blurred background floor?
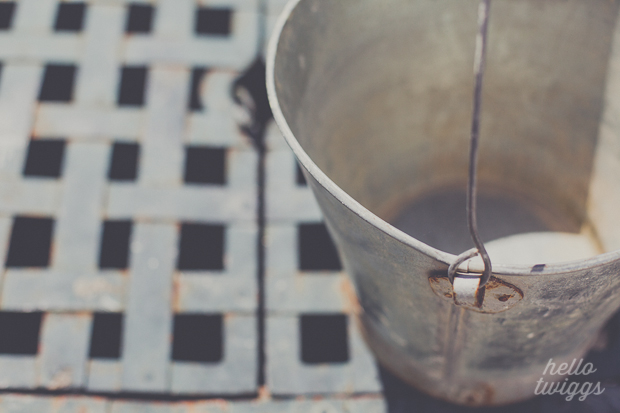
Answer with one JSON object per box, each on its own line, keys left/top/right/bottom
{"left": 0, "top": 0, "right": 382, "bottom": 411}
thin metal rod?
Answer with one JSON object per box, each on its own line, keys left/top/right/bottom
{"left": 465, "top": 0, "right": 492, "bottom": 287}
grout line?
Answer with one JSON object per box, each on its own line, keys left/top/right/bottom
{"left": 0, "top": 387, "right": 259, "bottom": 402}
{"left": 251, "top": 0, "right": 269, "bottom": 389}
{"left": 230, "top": 54, "right": 270, "bottom": 390}
{"left": 256, "top": 122, "right": 266, "bottom": 387}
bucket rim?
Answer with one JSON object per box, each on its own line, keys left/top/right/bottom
{"left": 265, "top": 0, "right": 620, "bottom": 277}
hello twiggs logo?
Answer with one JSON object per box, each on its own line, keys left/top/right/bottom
{"left": 534, "top": 358, "right": 605, "bottom": 401}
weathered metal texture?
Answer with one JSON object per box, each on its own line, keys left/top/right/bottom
{"left": 267, "top": 0, "right": 620, "bottom": 406}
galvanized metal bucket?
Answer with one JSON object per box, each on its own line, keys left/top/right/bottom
{"left": 267, "top": 0, "right": 620, "bottom": 406}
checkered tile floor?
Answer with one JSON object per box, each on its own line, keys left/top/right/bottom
{"left": 0, "top": 0, "right": 384, "bottom": 411}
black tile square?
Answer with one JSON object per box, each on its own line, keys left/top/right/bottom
{"left": 38, "top": 64, "right": 77, "bottom": 102}
{"left": 188, "top": 67, "right": 208, "bottom": 111}
{"left": 298, "top": 223, "right": 342, "bottom": 271}
{"left": 98, "top": 220, "right": 132, "bottom": 269}
{"left": 0, "top": 312, "right": 42, "bottom": 355}
{"left": 172, "top": 314, "right": 222, "bottom": 362}
{"left": 184, "top": 146, "right": 225, "bottom": 185}
{"left": 125, "top": 3, "right": 154, "bottom": 34}
{"left": 54, "top": 2, "right": 86, "bottom": 32}
{"left": 23, "top": 139, "right": 66, "bottom": 178}
{"left": 108, "top": 142, "right": 139, "bottom": 181}
{"left": 89, "top": 312, "right": 123, "bottom": 359}
{"left": 6, "top": 217, "right": 54, "bottom": 268}
{"left": 296, "top": 163, "right": 307, "bottom": 186}
{"left": 177, "top": 223, "right": 224, "bottom": 271}
{"left": 300, "top": 314, "right": 349, "bottom": 364}
{"left": 195, "top": 7, "right": 231, "bottom": 36}
{"left": 0, "top": 2, "right": 16, "bottom": 30}
{"left": 117, "top": 66, "right": 147, "bottom": 107}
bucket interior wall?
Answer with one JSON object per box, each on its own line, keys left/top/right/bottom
{"left": 274, "top": 0, "right": 620, "bottom": 253}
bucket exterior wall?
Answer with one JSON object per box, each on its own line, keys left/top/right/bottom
{"left": 267, "top": 0, "right": 620, "bottom": 405}
{"left": 310, "top": 172, "right": 620, "bottom": 404}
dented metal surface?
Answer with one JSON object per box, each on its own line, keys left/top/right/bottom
{"left": 268, "top": 0, "right": 620, "bottom": 405}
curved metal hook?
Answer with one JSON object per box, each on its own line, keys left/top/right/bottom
{"left": 451, "top": 0, "right": 493, "bottom": 287}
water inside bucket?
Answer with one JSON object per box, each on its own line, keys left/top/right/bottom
{"left": 392, "top": 188, "right": 602, "bottom": 265}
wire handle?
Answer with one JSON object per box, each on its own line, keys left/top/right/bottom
{"left": 453, "top": 0, "right": 492, "bottom": 288}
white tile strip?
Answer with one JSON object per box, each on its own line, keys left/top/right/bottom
{"left": 0, "top": 180, "right": 61, "bottom": 215}
{"left": 34, "top": 106, "right": 144, "bottom": 139}
{"left": 39, "top": 313, "right": 92, "bottom": 389}
{"left": 0, "top": 64, "right": 42, "bottom": 179}
{"left": 0, "top": 394, "right": 386, "bottom": 413}
{"left": 1, "top": 271, "right": 126, "bottom": 311}
{"left": 0, "top": 394, "right": 108, "bottom": 413}
{"left": 76, "top": 4, "right": 124, "bottom": 107}
{"left": 12, "top": 0, "right": 56, "bottom": 34}
{"left": 0, "top": 356, "right": 37, "bottom": 388}
{"left": 140, "top": 67, "right": 188, "bottom": 187}
{"left": 53, "top": 142, "right": 109, "bottom": 272}
{"left": 121, "top": 223, "right": 176, "bottom": 392}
